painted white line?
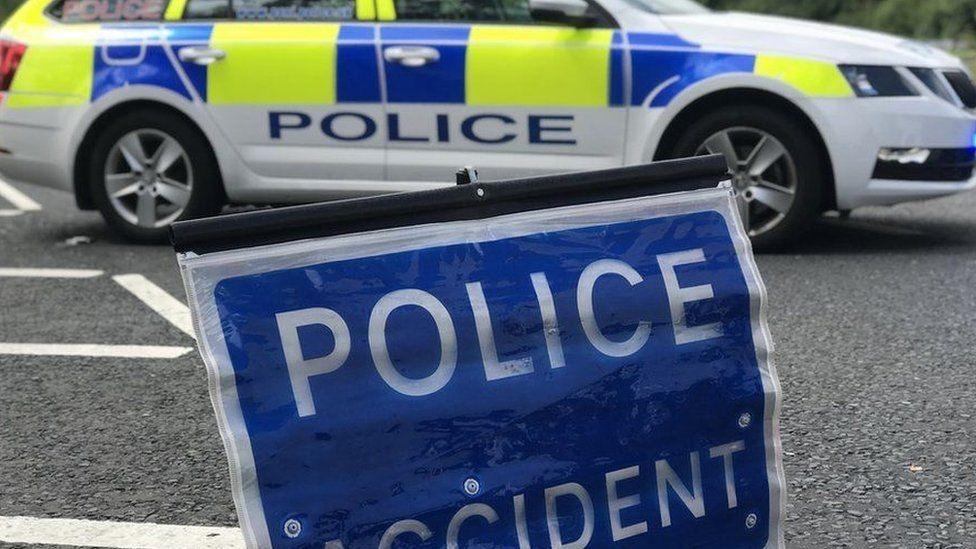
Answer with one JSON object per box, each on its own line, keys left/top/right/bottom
{"left": 0, "top": 267, "right": 104, "bottom": 279}
{"left": 0, "top": 516, "right": 243, "bottom": 549}
{"left": 0, "top": 343, "right": 192, "bottom": 359}
{"left": 0, "top": 209, "right": 24, "bottom": 217}
{"left": 113, "top": 273, "right": 195, "bottom": 339}
{"left": 0, "top": 178, "right": 41, "bottom": 211}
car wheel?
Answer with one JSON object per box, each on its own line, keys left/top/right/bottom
{"left": 90, "top": 110, "right": 223, "bottom": 243}
{"left": 669, "top": 105, "right": 826, "bottom": 250}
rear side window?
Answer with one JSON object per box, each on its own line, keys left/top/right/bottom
{"left": 184, "top": 0, "right": 357, "bottom": 20}
{"left": 47, "top": 0, "right": 167, "bottom": 22}
{"left": 393, "top": 0, "right": 533, "bottom": 22}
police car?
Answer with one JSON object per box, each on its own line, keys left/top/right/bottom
{"left": 0, "top": 0, "right": 974, "bottom": 246}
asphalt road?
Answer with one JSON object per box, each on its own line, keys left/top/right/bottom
{"left": 1, "top": 181, "right": 975, "bottom": 548}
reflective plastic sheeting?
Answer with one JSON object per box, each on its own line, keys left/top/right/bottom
{"left": 178, "top": 187, "right": 783, "bottom": 548}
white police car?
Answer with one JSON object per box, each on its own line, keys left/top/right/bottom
{"left": 0, "top": 0, "right": 974, "bottom": 246}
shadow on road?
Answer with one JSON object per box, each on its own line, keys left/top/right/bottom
{"left": 763, "top": 215, "right": 976, "bottom": 256}
{"left": 42, "top": 205, "right": 274, "bottom": 249}
{"left": 33, "top": 201, "right": 976, "bottom": 256}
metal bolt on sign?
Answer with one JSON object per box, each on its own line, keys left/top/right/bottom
{"left": 463, "top": 477, "right": 481, "bottom": 496}
{"left": 745, "top": 513, "right": 758, "bottom": 529}
{"left": 738, "top": 412, "right": 752, "bottom": 429}
{"left": 283, "top": 518, "right": 302, "bottom": 538}
{"left": 454, "top": 166, "right": 484, "bottom": 198}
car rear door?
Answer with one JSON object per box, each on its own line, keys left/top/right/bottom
{"left": 378, "top": 0, "right": 627, "bottom": 183}
{"left": 178, "top": 0, "right": 385, "bottom": 190}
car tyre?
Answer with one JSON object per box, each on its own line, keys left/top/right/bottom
{"left": 669, "top": 104, "right": 826, "bottom": 251}
{"left": 90, "top": 109, "right": 223, "bottom": 243}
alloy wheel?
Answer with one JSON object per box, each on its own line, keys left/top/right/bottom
{"left": 695, "top": 127, "right": 798, "bottom": 237}
{"left": 104, "top": 129, "right": 193, "bottom": 229}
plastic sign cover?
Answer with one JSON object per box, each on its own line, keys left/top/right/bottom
{"left": 178, "top": 187, "right": 783, "bottom": 548}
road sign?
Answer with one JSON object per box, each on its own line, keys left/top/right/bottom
{"left": 174, "top": 157, "right": 783, "bottom": 548}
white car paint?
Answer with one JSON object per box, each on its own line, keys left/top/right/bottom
{"left": 0, "top": 0, "right": 974, "bottom": 216}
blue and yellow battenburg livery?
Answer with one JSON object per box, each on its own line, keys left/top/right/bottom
{"left": 0, "top": 0, "right": 852, "bottom": 111}
{"left": 2, "top": 0, "right": 973, "bottom": 247}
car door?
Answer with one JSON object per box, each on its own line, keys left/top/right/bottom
{"left": 179, "top": 0, "right": 385, "bottom": 189}
{"left": 378, "top": 0, "right": 627, "bottom": 182}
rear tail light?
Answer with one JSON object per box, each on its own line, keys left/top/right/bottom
{"left": 0, "top": 39, "right": 26, "bottom": 92}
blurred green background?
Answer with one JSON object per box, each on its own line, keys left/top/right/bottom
{"left": 1, "top": 0, "right": 21, "bottom": 21}
{"left": 701, "top": 1, "right": 976, "bottom": 45}
{"left": 700, "top": 0, "right": 976, "bottom": 69}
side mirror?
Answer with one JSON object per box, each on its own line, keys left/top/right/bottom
{"left": 529, "top": 0, "right": 599, "bottom": 27}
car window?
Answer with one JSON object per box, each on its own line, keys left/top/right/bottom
{"left": 391, "top": 0, "right": 539, "bottom": 23}
{"left": 47, "top": 0, "right": 167, "bottom": 22}
{"left": 184, "top": 0, "right": 232, "bottom": 19}
{"left": 621, "top": 0, "right": 709, "bottom": 15}
{"left": 183, "top": 0, "right": 357, "bottom": 20}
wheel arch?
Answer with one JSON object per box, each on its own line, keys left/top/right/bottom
{"left": 652, "top": 87, "right": 838, "bottom": 211}
{"left": 73, "top": 98, "right": 226, "bottom": 210}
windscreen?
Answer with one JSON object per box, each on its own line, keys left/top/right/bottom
{"left": 623, "top": 0, "right": 710, "bottom": 15}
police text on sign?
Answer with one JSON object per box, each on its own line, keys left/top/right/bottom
{"left": 278, "top": 249, "right": 721, "bottom": 417}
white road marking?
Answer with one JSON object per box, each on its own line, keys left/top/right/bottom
{"left": 0, "top": 209, "right": 24, "bottom": 217}
{"left": 0, "top": 516, "right": 243, "bottom": 549}
{"left": 0, "top": 267, "right": 104, "bottom": 278}
{"left": 113, "top": 273, "right": 195, "bottom": 339}
{"left": 0, "top": 178, "right": 41, "bottom": 212}
{"left": 0, "top": 343, "right": 192, "bottom": 359}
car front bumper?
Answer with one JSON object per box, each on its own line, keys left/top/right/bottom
{"left": 815, "top": 94, "right": 976, "bottom": 209}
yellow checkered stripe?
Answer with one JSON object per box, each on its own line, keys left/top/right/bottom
{"left": 164, "top": 0, "right": 188, "bottom": 20}
{"left": 206, "top": 22, "right": 617, "bottom": 107}
{"left": 204, "top": 25, "right": 852, "bottom": 108}
{"left": 1, "top": 0, "right": 853, "bottom": 112}
{"left": 754, "top": 54, "right": 853, "bottom": 98}
{"left": 466, "top": 26, "right": 614, "bottom": 107}
{"left": 208, "top": 23, "right": 341, "bottom": 105}
{"left": 3, "top": 1, "right": 95, "bottom": 108}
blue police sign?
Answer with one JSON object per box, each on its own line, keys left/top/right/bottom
{"left": 177, "top": 173, "right": 783, "bottom": 548}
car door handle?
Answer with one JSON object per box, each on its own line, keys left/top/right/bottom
{"left": 178, "top": 46, "right": 226, "bottom": 66}
{"left": 383, "top": 46, "right": 440, "bottom": 68}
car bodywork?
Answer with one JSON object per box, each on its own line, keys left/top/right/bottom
{"left": 0, "top": 0, "right": 974, "bottom": 212}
